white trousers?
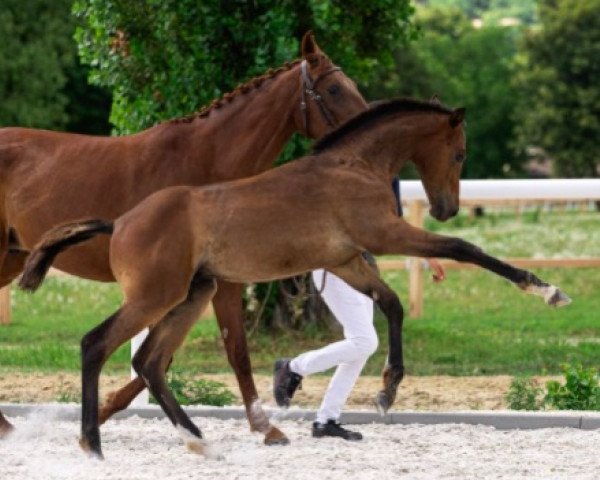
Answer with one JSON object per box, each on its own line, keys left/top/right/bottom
{"left": 290, "top": 269, "right": 377, "bottom": 423}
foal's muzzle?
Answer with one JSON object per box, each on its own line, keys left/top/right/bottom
{"left": 429, "top": 199, "right": 459, "bottom": 222}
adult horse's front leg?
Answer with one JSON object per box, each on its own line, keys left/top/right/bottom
{"left": 212, "top": 280, "right": 289, "bottom": 445}
{"left": 329, "top": 255, "right": 405, "bottom": 415}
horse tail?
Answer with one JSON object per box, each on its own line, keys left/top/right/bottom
{"left": 19, "top": 219, "right": 114, "bottom": 292}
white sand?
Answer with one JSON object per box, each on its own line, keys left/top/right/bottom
{"left": 3, "top": 410, "right": 600, "bottom": 480}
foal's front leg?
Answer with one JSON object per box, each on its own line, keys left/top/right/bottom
{"left": 329, "top": 256, "right": 405, "bottom": 415}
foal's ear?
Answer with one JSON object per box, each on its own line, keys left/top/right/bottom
{"left": 430, "top": 94, "right": 441, "bottom": 105}
{"left": 301, "top": 31, "right": 323, "bottom": 59}
{"left": 449, "top": 107, "right": 466, "bottom": 128}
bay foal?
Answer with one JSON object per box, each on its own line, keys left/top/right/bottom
{"left": 0, "top": 32, "right": 367, "bottom": 443}
{"left": 20, "top": 99, "right": 570, "bottom": 458}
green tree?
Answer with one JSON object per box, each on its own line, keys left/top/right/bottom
{"left": 0, "top": 0, "right": 111, "bottom": 133}
{"left": 0, "top": 0, "right": 74, "bottom": 128}
{"left": 514, "top": 0, "right": 600, "bottom": 177}
{"left": 74, "top": 0, "right": 416, "bottom": 134}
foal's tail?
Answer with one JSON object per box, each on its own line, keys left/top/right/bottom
{"left": 19, "top": 219, "right": 114, "bottom": 292}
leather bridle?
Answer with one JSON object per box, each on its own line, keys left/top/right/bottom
{"left": 299, "top": 59, "right": 342, "bottom": 135}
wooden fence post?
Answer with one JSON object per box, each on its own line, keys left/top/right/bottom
{"left": 408, "top": 200, "right": 425, "bottom": 318}
{"left": 0, "top": 286, "right": 10, "bottom": 325}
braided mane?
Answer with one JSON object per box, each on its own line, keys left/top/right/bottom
{"left": 169, "top": 59, "right": 303, "bottom": 124}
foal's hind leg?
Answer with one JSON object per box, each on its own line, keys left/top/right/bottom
{"left": 132, "top": 276, "right": 218, "bottom": 456}
{"left": 79, "top": 299, "right": 177, "bottom": 458}
{"left": 329, "top": 255, "right": 405, "bottom": 415}
{"left": 212, "top": 280, "right": 289, "bottom": 446}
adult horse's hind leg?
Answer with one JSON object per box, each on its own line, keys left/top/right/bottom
{"left": 98, "top": 377, "right": 145, "bottom": 424}
{"left": 212, "top": 280, "right": 289, "bottom": 446}
{"left": 131, "top": 276, "right": 218, "bottom": 456}
{"left": 329, "top": 255, "right": 405, "bottom": 415}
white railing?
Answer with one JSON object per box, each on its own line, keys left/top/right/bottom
{"left": 401, "top": 178, "right": 600, "bottom": 202}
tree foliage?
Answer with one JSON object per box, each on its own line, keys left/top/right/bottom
{"left": 514, "top": 0, "right": 600, "bottom": 177}
{"left": 74, "top": 0, "right": 417, "bottom": 134}
{"left": 0, "top": 0, "right": 111, "bottom": 133}
{"left": 0, "top": 0, "right": 74, "bottom": 128}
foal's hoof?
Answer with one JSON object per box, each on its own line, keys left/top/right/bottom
{"left": 375, "top": 391, "right": 392, "bottom": 416}
{"left": 79, "top": 437, "right": 104, "bottom": 460}
{"left": 545, "top": 287, "right": 571, "bottom": 307}
{"left": 264, "top": 427, "right": 290, "bottom": 446}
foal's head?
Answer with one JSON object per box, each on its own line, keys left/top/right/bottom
{"left": 313, "top": 98, "right": 466, "bottom": 222}
{"left": 294, "top": 32, "right": 367, "bottom": 138}
{"left": 411, "top": 104, "right": 466, "bottom": 221}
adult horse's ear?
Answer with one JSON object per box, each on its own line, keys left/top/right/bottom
{"left": 301, "top": 31, "right": 323, "bottom": 60}
{"left": 449, "top": 107, "right": 466, "bottom": 128}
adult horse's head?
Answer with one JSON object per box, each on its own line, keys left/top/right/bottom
{"left": 294, "top": 32, "right": 368, "bottom": 138}
{"left": 411, "top": 103, "right": 466, "bottom": 222}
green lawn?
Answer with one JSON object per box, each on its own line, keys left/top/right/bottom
{"left": 0, "top": 210, "right": 598, "bottom": 377}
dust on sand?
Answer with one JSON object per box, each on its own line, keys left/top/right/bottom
{"left": 3, "top": 414, "right": 599, "bottom": 480}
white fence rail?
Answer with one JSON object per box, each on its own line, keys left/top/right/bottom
{"left": 401, "top": 178, "right": 600, "bottom": 202}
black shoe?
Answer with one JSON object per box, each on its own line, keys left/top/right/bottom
{"left": 312, "top": 420, "right": 363, "bottom": 441}
{"left": 273, "top": 359, "right": 303, "bottom": 407}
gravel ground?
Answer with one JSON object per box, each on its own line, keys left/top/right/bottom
{"left": 3, "top": 410, "right": 600, "bottom": 480}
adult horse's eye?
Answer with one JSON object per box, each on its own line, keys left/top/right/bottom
{"left": 327, "top": 84, "right": 341, "bottom": 95}
{"left": 455, "top": 152, "right": 466, "bottom": 163}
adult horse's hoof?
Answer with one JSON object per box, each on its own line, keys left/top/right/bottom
{"left": 375, "top": 391, "right": 392, "bottom": 416}
{"left": 264, "top": 426, "right": 290, "bottom": 446}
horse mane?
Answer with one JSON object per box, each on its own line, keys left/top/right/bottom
{"left": 168, "top": 59, "right": 304, "bottom": 124}
{"left": 312, "top": 98, "right": 454, "bottom": 153}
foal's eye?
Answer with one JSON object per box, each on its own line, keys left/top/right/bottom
{"left": 455, "top": 152, "right": 466, "bottom": 163}
{"left": 327, "top": 84, "right": 341, "bottom": 95}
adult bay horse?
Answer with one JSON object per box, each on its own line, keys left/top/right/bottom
{"left": 0, "top": 32, "right": 367, "bottom": 443}
{"left": 19, "top": 99, "right": 570, "bottom": 458}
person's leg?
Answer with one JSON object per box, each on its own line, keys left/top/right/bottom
{"left": 289, "top": 270, "right": 377, "bottom": 377}
{"left": 308, "top": 270, "right": 377, "bottom": 428}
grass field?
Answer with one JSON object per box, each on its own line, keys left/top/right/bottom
{"left": 0, "top": 210, "right": 598, "bottom": 377}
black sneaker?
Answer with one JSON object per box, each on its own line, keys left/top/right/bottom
{"left": 273, "top": 359, "right": 303, "bottom": 408}
{"left": 312, "top": 420, "right": 363, "bottom": 441}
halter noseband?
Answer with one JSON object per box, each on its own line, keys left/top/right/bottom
{"left": 300, "top": 59, "right": 342, "bottom": 135}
